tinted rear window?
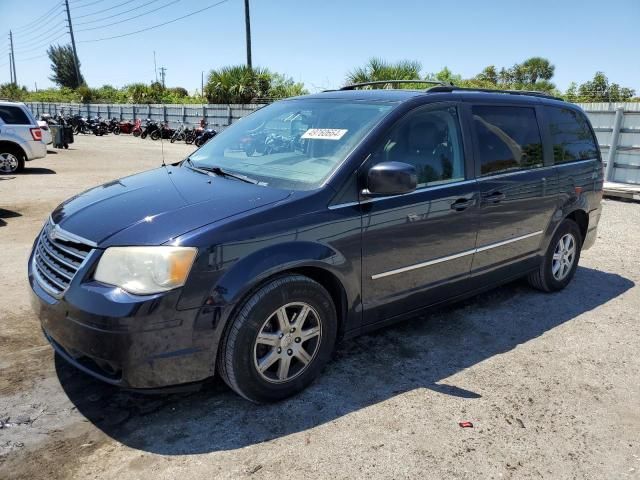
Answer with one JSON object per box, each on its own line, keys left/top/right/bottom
{"left": 472, "top": 105, "right": 543, "bottom": 176}
{"left": 0, "top": 105, "right": 31, "bottom": 125}
{"left": 545, "top": 106, "right": 598, "bottom": 163}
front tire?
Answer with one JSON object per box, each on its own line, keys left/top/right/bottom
{"left": 218, "top": 274, "right": 337, "bottom": 403}
{"left": 528, "top": 219, "right": 582, "bottom": 292}
{"left": 150, "top": 130, "right": 160, "bottom": 141}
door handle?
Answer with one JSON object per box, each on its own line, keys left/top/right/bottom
{"left": 485, "top": 192, "right": 506, "bottom": 203}
{"left": 451, "top": 198, "right": 475, "bottom": 211}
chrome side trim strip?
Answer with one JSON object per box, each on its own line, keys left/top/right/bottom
{"left": 371, "top": 230, "right": 544, "bottom": 280}
{"left": 371, "top": 248, "right": 475, "bottom": 280}
{"left": 474, "top": 230, "right": 544, "bottom": 253}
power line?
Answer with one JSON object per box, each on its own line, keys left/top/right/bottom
{"left": 12, "top": 4, "right": 65, "bottom": 33}
{"left": 76, "top": 0, "right": 181, "bottom": 32}
{"left": 73, "top": 0, "right": 137, "bottom": 20}
{"left": 71, "top": 0, "right": 107, "bottom": 9}
{"left": 14, "top": 32, "right": 68, "bottom": 54}
{"left": 75, "top": 0, "right": 164, "bottom": 26}
{"left": 13, "top": 22, "right": 66, "bottom": 46}
{"left": 78, "top": 0, "right": 232, "bottom": 43}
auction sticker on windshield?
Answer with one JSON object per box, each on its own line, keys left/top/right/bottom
{"left": 301, "top": 128, "right": 348, "bottom": 140}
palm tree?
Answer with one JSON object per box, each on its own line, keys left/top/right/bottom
{"left": 346, "top": 58, "right": 422, "bottom": 87}
{"left": 205, "top": 65, "right": 271, "bottom": 104}
{"left": 521, "top": 57, "right": 555, "bottom": 84}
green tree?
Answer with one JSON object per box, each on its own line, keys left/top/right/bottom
{"left": 576, "top": 72, "right": 635, "bottom": 102}
{"left": 267, "top": 73, "right": 308, "bottom": 98}
{"left": 47, "top": 44, "right": 84, "bottom": 89}
{"left": 0, "top": 83, "right": 27, "bottom": 101}
{"left": 346, "top": 58, "right": 422, "bottom": 86}
{"left": 427, "top": 67, "right": 462, "bottom": 85}
{"left": 475, "top": 65, "right": 498, "bottom": 85}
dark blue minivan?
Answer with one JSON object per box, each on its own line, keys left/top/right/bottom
{"left": 29, "top": 83, "right": 603, "bottom": 402}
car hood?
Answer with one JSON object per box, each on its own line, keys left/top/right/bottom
{"left": 51, "top": 166, "right": 292, "bottom": 246}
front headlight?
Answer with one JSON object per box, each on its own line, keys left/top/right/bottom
{"left": 94, "top": 246, "right": 197, "bottom": 295}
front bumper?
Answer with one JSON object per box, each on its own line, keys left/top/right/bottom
{"left": 29, "top": 258, "right": 220, "bottom": 389}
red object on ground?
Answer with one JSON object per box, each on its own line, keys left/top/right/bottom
{"left": 459, "top": 421, "right": 474, "bottom": 428}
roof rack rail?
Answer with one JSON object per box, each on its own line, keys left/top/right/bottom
{"left": 426, "top": 85, "right": 563, "bottom": 101}
{"left": 339, "top": 80, "right": 452, "bottom": 90}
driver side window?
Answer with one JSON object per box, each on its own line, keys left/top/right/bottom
{"left": 370, "top": 105, "right": 465, "bottom": 187}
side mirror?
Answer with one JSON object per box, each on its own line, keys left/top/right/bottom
{"left": 364, "top": 162, "right": 417, "bottom": 196}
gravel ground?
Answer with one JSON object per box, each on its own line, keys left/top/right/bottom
{"left": 0, "top": 134, "right": 639, "bottom": 480}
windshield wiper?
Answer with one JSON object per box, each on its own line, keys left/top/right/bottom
{"left": 205, "top": 166, "right": 259, "bottom": 184}
{"left": 182, "top": 158, "right": 258, "bottom": 184}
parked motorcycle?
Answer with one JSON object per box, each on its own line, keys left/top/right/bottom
{"left": 107, "top": 118, "right": 120, "bottom": 134}
{"left": 170, "top": 124, "right": 187, "bottom": 143}
{"left": 140, "top": 119, "right": 159, "bottom": 139}
{"left": 132, "top": 119, "right": 143, "bottom": 137}
{"left": 88, "top": 116, "right": 109, "bottom": 136}
{"left": 194, "top": 127, "right": 218, "bottom": 147}
{"left": 150, "top": 121, "right": 175, "bottom": 141}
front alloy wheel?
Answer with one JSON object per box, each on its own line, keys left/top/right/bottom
{"left": 253, "top": 302, "right": 322, "bottom": 383}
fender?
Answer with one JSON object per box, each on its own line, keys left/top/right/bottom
{"left": 540, "top": 195, "right": 590, "bottom": 254}
{"left": 210, "top": 240, "right": 357, "bottom": 309}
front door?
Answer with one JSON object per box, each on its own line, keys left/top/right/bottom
{"left": 361, "top": 103, "right": 479, "bottom": 325}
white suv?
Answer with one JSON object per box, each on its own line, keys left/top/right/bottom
{"left": 0, "top": 101, "right": 47, "bottom": 173}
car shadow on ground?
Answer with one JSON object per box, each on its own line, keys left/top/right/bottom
{"left": 0, "top": 208, "right": 22, "bottom": 227}
{"left": 55, "top": 266, "right": 633, "bottom": 455}
{"left": 22, "top": 167, "right": 56, "bottom": 175}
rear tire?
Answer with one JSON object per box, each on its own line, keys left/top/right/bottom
{"left": 0, "top": 146, "right": 25, "bottom": 173}
{"left": 528, "top": 219, "right": 582, "bottom": 292}
{"left": 218, "top": 274, "right": 337, "bottom": 403}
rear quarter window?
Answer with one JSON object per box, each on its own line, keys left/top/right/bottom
{"left": 545, "top": 106, "right": 598, "bottom": 163}
{"left": 0, "top": 105, "right": 32, "bottom": 125}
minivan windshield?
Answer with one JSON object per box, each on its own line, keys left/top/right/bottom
{"left": 187, "top": 99, "right": 394, "bottom": 190}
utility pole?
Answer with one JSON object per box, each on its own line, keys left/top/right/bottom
{"left": 201, "top": 71, "right": 204, "bottom": 99}
{"left": 8, "top": 53, "right": 14, "bottom": 85}
{"left": 153, "top": 51, "right": 158, "bottom": 83}
{"left": 159, "top": 67, "right": 166, "bottom": 88}
{"left": 63, "top": 0, "right": 82, "bottom": 87}
{"left": 244, "top": 0, "right": 252, "bottom": 69}
{"left": 9, "top": 31, "right": 17, "bottom": 84}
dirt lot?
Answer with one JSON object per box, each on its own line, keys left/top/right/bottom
{"left": 0, "top": 134, "right": 639, "bottom": 479}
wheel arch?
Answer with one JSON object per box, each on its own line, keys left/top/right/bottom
{"left": 0, "top": 140, "right": 27, "bottom": 159}
{"left": 208, "top": 240, "right": 358, "bottom": 344}
{"left": 565, "top": 209, "right": 588, "bottom": 243}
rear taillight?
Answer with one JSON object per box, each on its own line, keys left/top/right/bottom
{"left": 30, "top": 127, "right": 43, "bottom": 141}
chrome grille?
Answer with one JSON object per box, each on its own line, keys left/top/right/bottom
{"left": 33, "top": 222, "right": 94, "bottom": 296}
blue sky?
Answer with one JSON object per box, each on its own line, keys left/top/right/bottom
{"left": 1, "top": 0, "right": 639, "bottom": 94}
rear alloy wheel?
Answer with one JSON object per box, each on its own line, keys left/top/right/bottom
{"left": 0, "top": 150, "right": 24, "bottom": 173}
{"left": 528, "top": 219, "right": 582, "bottom": 292}
{"left": 218, "top": 274, "right": 337, "bottom": 403}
